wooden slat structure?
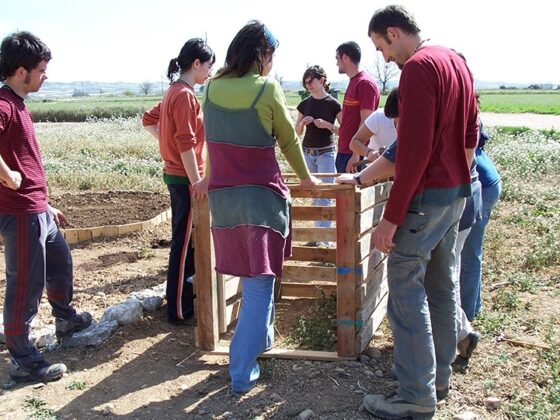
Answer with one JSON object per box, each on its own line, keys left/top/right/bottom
{"left": 193, "top": 179, "right": 392, "bottom": 360}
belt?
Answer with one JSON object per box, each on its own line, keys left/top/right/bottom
{"left": 303, "top": 146, "right": 336, "bottom": 156}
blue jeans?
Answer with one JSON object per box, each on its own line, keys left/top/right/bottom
{"left": 229, "top": 275, "right": 275, "bottom": 392}
{"left": 387, "top": 198, "right": 464, "bottom": 407}
{"left": 460, "top": 181, "right": 501, "bottom": 320}
{"left": 303, "top": 148, "right": 336, "bottom": 228}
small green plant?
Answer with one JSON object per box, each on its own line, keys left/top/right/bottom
{"left": 286, "top": 290, "right": 337, "bottom": 351}
{"left": 24, "top": 397, "right": 57, "bottom": 419}
{"left": 492, "top": 288, "right": 520, "bottom": 311}
{"left": 259, "top": 358, "right": 279, "bottom": 380}
{"left": 66, "top": 380, "right": 87, "bottom": 390}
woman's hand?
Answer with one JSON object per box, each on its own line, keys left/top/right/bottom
{"left": 299, "top": 176, "right": 321, "bottom": 187}
{"left": 191, "top": 176, "right": 209, "bottom": 199}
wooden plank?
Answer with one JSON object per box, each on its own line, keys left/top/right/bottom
{"left": 357, "top": 259, "right": 387, "bottom": 303}
{"left": 356, "top": 293, "right": 388, "bottom": 354}
{"left": 292, "top": 206, "right": 336, "bottom": 221}
{"left": 223, "top": 275, "right": 242, "bottom": 301}
{"left": 217, "top": 273, "right": 226, "bottom": 334}
{"left": 356, "top": 264, "right": 388, "bottom": 320}
{"left": 290, "top": 189, "right": 338, "bottom": 199}
{"left": 288, "top": 246, "right": 336, "bottom": 264}
{"left": 90, "top": 226, "right": 104, "bottom": 239}
{"left": 207, "top": 346, "right": 355, "bottom": 361}
{"left": 356, "top": 201, "right": 386, "bottom": 236}
{"left": 282, "top": 263, "right": 336, "bottom": 283}
{"left": 77, "top": 229, "right": 93, "bottom": 243}
{"left": 335, "top": 188, "right": 358, "bottom": 358}
{"left": 292, "top": 227, "right": 336, "bottom": 242}
{"left": 193, "top": 198, "right": 219, "bottom": 351}
{"left": 63, "top": 229, "right": 79, "bottom": 244}
{"left": 101, "top": 226, "right": 119, "bottom": 238}
{"left": 225, "top": 298, "right": 242, "bottom": 329}
{"left": 117, "top": 222, "right": 141, "bottom": 235}
{"left": 281, "top": 282, "right": 336, "bottom": 298}
{"left": 355, "top": 181, "right": 392, "bottom": 212}
{"left": 358, "top": 248, "right": 386, "bottom": 283}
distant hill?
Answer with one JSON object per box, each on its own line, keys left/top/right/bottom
{"left": 31, "top": 79, "right": 550, "bottom": 99}
{"left": 31, "top": 81, "right": 167, "bottom": 98}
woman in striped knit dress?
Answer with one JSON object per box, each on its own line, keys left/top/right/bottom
{"left": 203, "top": 21, "right": 319, "bottom": 393}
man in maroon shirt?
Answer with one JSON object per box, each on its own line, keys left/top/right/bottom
{"left": 361, "top": 5, "right": 478, "bottom": 419}
{"left": 0, "top": 31, "right": 91, "bottom": 384}
{"left": 335, "top": 41, "right": 379, "bottom": 173}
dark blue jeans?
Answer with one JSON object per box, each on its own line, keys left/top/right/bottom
{"left": 166, "top": 184, "right": 195, "bottom": 321}
{"left": 0, "top": 210, "right": 76, "bottom": 367}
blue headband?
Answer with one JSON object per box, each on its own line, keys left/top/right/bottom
{"left": 264, "top": 27, "right": 277, "bottom": 48}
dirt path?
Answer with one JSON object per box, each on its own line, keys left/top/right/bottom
{"left": 480, "top": 112, "right": 560, "bottom": 130}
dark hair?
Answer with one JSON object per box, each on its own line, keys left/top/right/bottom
{"left": 302, "top": 65, "right": 330, "bottom": 91}
{"left": 368, "top": 5, "right": 421, "bottom": 38}
{"left": 215, "top": 20, "right": 278, "bottom": 79}
{"left": 384, "top": 88, "right": 399, "bottom": 118}
{"left": 167, "top": 38, "right": 215, "bottom": 82}
{"left": 0, "top": 31, "right": 51, "bottom": 81}
{"left": 336, "top": 41, "right": 361, "bottom": 65}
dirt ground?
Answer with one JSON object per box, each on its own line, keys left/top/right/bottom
{"left": 0, "top": 191, "right": 554, "bottom": 419}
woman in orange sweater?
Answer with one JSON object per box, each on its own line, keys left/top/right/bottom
{"left": 143, "top": 38, "right": 215, "bottom": 324}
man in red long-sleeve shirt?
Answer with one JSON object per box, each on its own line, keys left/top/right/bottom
{"left": 361, "top": 5, "right": 478, "bottom": 419}
{"left": 0, "top": 31, "right": 92, "bottom": 384}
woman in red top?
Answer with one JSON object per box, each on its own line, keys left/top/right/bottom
{"left": 143, "top": 38, "right": 215, "bottom": 324}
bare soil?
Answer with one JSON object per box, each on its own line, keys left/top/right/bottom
{"left": 0, "top": 191, "right": 556, "bottom": 419}
{"left": 48, "top": 191, "right": 170, "bottom": 228}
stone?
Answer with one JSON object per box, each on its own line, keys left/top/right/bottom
{"left": 30, "top": 327, "right": 57, "bottom": 348}
{"left": 61, "top": 320, "right": 119, "bottom": 348}
{"left": 485, "top": 397, "right": 502, "bottom": 410}
{"left": 129, "top": 289, "right": 164, "bottom": 312}
{"left": 101, "top": 299, "right": 143, "bottom": 325}
{"left": 297, "top": 408, "right": 316, "bottom": 420}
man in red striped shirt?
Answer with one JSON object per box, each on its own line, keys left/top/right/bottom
{"left": 0, "top": 31, "right": 91, "bottom": 384}
{"left": 361, "top": 5, "right": 478, "bottom": 419}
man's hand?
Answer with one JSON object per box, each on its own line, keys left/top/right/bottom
{"left": 346, "top": 154, "right": 360, "bottom": 173}
{"left": 372, "top": 218, "right": 397, "bottom": 254}
{"left": 191, "top": 176, "right": 209, "bottom": 199}
{"left": 0, "top": 170, "right": 22, "bottom": 190}
{"left": 336, "top": 173, "right": 356, "bottom": 185}
{"left": 49, "top": 205, "right": 69, "bottom": 228}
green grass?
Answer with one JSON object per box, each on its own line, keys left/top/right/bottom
{"left": 479, "top": 91, "right": 560, "bottom": 114}
{"left": 23, "top": 397, "right": 57, "bottom": 419}
{"left": 65, "top": 380, "right": 87, "bottom": 390}
{"left": 28, "top": 95, "right": 162, "bottom": 122}
{"left": 473, "top": 126, "right": 560, "bottom": 418}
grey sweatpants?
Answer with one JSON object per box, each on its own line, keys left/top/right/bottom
{"left": 0, "top": 210, "right": 76, "bottom": 367}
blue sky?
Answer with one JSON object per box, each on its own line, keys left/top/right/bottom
{"left": 1, "top": 0, "right": 557, "bottom": 85}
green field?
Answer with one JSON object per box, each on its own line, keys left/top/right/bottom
{"left": 479, "top": 91, "right": 560, "bottom": 114}
{"left": 27, "top": 90, "right": 560, "bottom": 122}
{"left": 27, "top": 95, "right": 162, "bottom": 122}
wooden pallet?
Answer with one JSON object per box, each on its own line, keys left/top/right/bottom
{"left": 193, "top": 179, "right": 391, "bottom": 360}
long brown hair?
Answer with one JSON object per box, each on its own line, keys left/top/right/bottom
{"left": 214, "top": 20, "right": 278, "bottom": 79}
